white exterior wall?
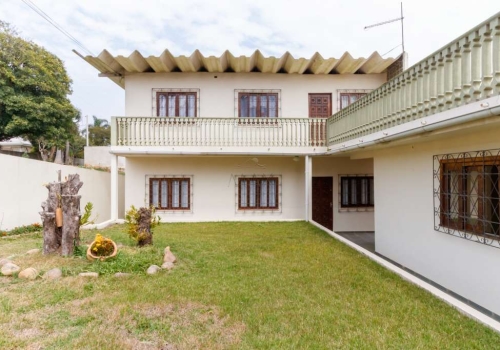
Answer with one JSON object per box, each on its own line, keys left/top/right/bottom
{"left": 84, "top": 146, "right": 126, "bottom": 168}
{"left": 313, "top": 157, "right": 374, "bottom": 232}
{"left": 0, "top": 155, "right": 125, "bottom": 230}
{"left": 126, "top": 156, "right": 305, "bottom": 222}
{"left": 373, "top": 127, "right": 500, "bottom": 315}
{"left": 124, "top": 72, "right": 386, "bottom": 117}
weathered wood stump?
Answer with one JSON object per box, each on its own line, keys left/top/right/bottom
{"left": 137, "top": 207, "right": 153, "bottom": 246}
{"left": 39, "top": 173, "right": 83, "bottom": 256}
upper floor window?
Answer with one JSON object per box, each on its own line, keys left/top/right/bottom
{"left": 157, "top": 92, "right": 197, "bottom": 117}
{"left": 238, "top": 93, "right": 278, "bottom": 118}
{"left": 339, "top": 93, "right": 366, "bottom": 109}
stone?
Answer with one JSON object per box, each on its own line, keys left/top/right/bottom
{"left": 146, "top": 265, "right": 161, "bottom": 275}
{"left": 1, "top": 262, "right": 20, "bottom": 276}
{"left": 161, "top": 261, "right": 175, "bottom": 270}
{"left": 114, "top": 272, "right": 131, "bottom": 278}
{"left": 26, "top": 249, "right": 40, "bottom": 255}
{"left": 163, "top": 246, "right": 177, "bottom": 263}
{"left": 0, "top": 258, "right": 11, "bottom": 267}
{"left": 79, "top": 272, "right": 98, "bottom": 278}
{"left": 42, "top": 268, "right": 62, "bottom": 280}
{"left": 18, "top": 267, "right": 38, "bottom": 280}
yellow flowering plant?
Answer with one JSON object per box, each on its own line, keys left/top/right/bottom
{"left": 91, "top": 234, "right": 115, "bottom": 256}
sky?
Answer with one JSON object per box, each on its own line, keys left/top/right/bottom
{"left": 0, "top": 0, "right": 499, "bottom": 128}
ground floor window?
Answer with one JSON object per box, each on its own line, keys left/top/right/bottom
{"left": 149, "top": 177, "right": 190, "bottom": 210}
{"left": 435, "top": 150, "right": 500, "bottom": 247}
{"left": 340, "top": 175, "right": 374, "bottom": 208}
{"left": 238, "top": 177, "right": 279, "bottom": 210}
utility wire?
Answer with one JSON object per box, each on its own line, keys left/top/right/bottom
{"left": 20, "top": 0, "right": 95, "bottom": 56}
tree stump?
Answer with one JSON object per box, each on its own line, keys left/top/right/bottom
{"left": 137, "top": 207, "right": 153, "bottom": 246}
{"left": 39, "top": 173, "right": 83, "bottom": 255}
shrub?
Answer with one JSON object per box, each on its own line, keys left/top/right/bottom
{"left": 2, "top": 223, "right": 42, "bottom": 236}
{"left": 125, "top": 205, "right": 160, "bottom": 246}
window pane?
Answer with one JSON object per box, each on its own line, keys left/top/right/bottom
{"left": 152, "top": 180, "right": 159, "bottom": 208}
{"left": 249, "top": 180, "right": 257, "bottom": 206}
{"left": 342, "top": 178, "right": 349, "bottom": 206}
{"left": 249, "top": 96, "right": 257, "bottom": 118}
{"left": 181, "top": 180, "right": 189, "bottom": 208}
{"left": 161, "top": 180, "right": 168, "bottom": 208}
{"left": 467, "top": 169, "right": 479, "bottom": 221}
{"left": 260, "top": 95, "right": 268, "bottom": 117}
{"left": 240, "top": 95, "right": 249, "bottom": 117}
{"left": 341, "top": 95, "right": 349, "bottom": 109}
{"left": 172, "top": 180, "right": 180, "bottom": 207}
{"left": 351, "top": 95, "right": 358, "bottom": 103}
{"left": 269, "top": 95, "right": 277, "bottom": 117}
{"left": 369, "top": 178, "right": 374, "bottom": 206}
{"left": 269, "top": 180, "right": 276, "bottom": 207}
{"left": 350, "top": 179, "right": 357, "bottom": 205}
{"left": 178, "top": 95, "right": 187, "bottom": 117}
{"left": 168, "top": 95, "right": 176, "bottom": 116}
{"left": 240, "top": 180, "right": 248, "bottom": 207}
{"left": 485, "top": 166, "right": 499, "bottom": 235}
{"left": 260, "top": 180, "right": 268, "bottom": 207}
{"left": 187, "top": 95, "right": 196, "bottom": 117}
{"left": 361, "top": 178, "right": 368, "bottom": 205}
{"left": 159, "top": 95, "right": 167, "bottom": 116}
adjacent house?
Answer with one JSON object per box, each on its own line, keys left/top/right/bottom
{"left": 77, "top": 11, "right": 500, "bottom": 321}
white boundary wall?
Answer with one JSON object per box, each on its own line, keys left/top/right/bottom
{"left": 84, "top": 146, "right": 125, "bottom": 168}
{"left": 0, "top": 154, "right": 124, "bottom": 230}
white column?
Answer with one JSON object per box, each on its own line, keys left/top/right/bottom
{"left": 110, "top": 154, "right": 119, "bottom": 221}
{"left": 305, "top": 155, "right": 312, "bottom": 221}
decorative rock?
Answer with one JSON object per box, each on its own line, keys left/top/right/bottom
{"left": 79, "top": 272, "right": 98, "bottom": 278}
{"left": 1, "top": 262, "right": 20, "bottom": 276}
{"left": 161, "top": 261, "right": 175, "bottom": 270}
{"left": 42, "top": 268, "right": 62, "bottom": 280}
{"left": 26, "top": 249, "right": 40, "bottom": 255}
{"left": 163, "top": 246, "right": 177, "bottom": 263}
{"left": 0, "top": 258, "right": 11, "bottom": 267}
{"left": 114, "top": 272, "right": 131, "bottom": 278}
{"left": 18, "top": 267, "right": 38, "bottom": 280}
{"left": 146, "top": 265, "right": 161, "bottom": 275}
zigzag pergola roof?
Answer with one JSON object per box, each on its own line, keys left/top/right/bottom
{"left": 75, "top": 49, "right": 398, "bottom": 88}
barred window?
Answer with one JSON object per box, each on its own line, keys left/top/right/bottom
{"left": 150, "top": 178, "right": 190, "bottom": 210}
{"left": 238, "top": 177, "right": 278, "bottom": 209}
{"left": 340, "top": 176, "right": 374, "bottom": 208}
{"left": 436, "top": 153, "right": 500, "bottom": 241}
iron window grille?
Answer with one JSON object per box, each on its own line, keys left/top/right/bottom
{"left": 339, "top": 175, "right": 374, "bottom": 209}
{"left": 433, "top": 149, "right": 500, "bottom": 248}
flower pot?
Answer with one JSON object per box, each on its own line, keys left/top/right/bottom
{"left": 86, "top": 239, "right": 118, "bottom": 261}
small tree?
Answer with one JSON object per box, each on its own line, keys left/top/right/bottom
{"left": 125, "top": 206, "right": 160, "bottom": 247}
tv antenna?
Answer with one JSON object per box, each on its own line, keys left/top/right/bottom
{"left": 364, "top": 2, "right": 405, "bottom": 56}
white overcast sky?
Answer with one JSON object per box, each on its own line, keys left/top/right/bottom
{"left": 1, "top": 0, "right": 499, "bottom": 126}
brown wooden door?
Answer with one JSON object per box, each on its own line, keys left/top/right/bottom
{"left": 308, "top": 93, "right": 332, "bottom": 118}
{"left": 312, "top": 177, "right": 333, "bottom": 230}
{"left": 308, "top": 94, "right": 331, "bottom": 146}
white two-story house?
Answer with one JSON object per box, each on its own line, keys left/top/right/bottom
{"left": 78, "top": 10, "right": 500, "bottom": 324}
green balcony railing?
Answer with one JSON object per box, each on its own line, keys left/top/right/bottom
{"left": 327, "top": 12, "right": 500, "bottom": 146}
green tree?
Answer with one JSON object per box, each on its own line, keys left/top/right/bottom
{"left": 0, "top": 21, "right": 80, "bottom": 160}
{"left": 86, "top": 116, "right": 111, "bottom": 146}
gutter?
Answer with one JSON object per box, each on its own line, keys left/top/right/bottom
{"left": 327, "top": 95, "right": 500, "bottom": 155}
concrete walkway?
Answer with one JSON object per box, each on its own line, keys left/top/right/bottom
{"left": 336, "top": 231, "right": 375, "bottom": 253}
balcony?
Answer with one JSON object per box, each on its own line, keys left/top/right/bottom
{"left": 327, "top": 12, "right": 500, "bottom": 148}
{"left": 110, "top": 117, "right": 327, "bottom": 155}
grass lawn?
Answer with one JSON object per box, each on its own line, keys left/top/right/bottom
{"left": 0, "top": 221, "right": 499, "bottom": 349}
